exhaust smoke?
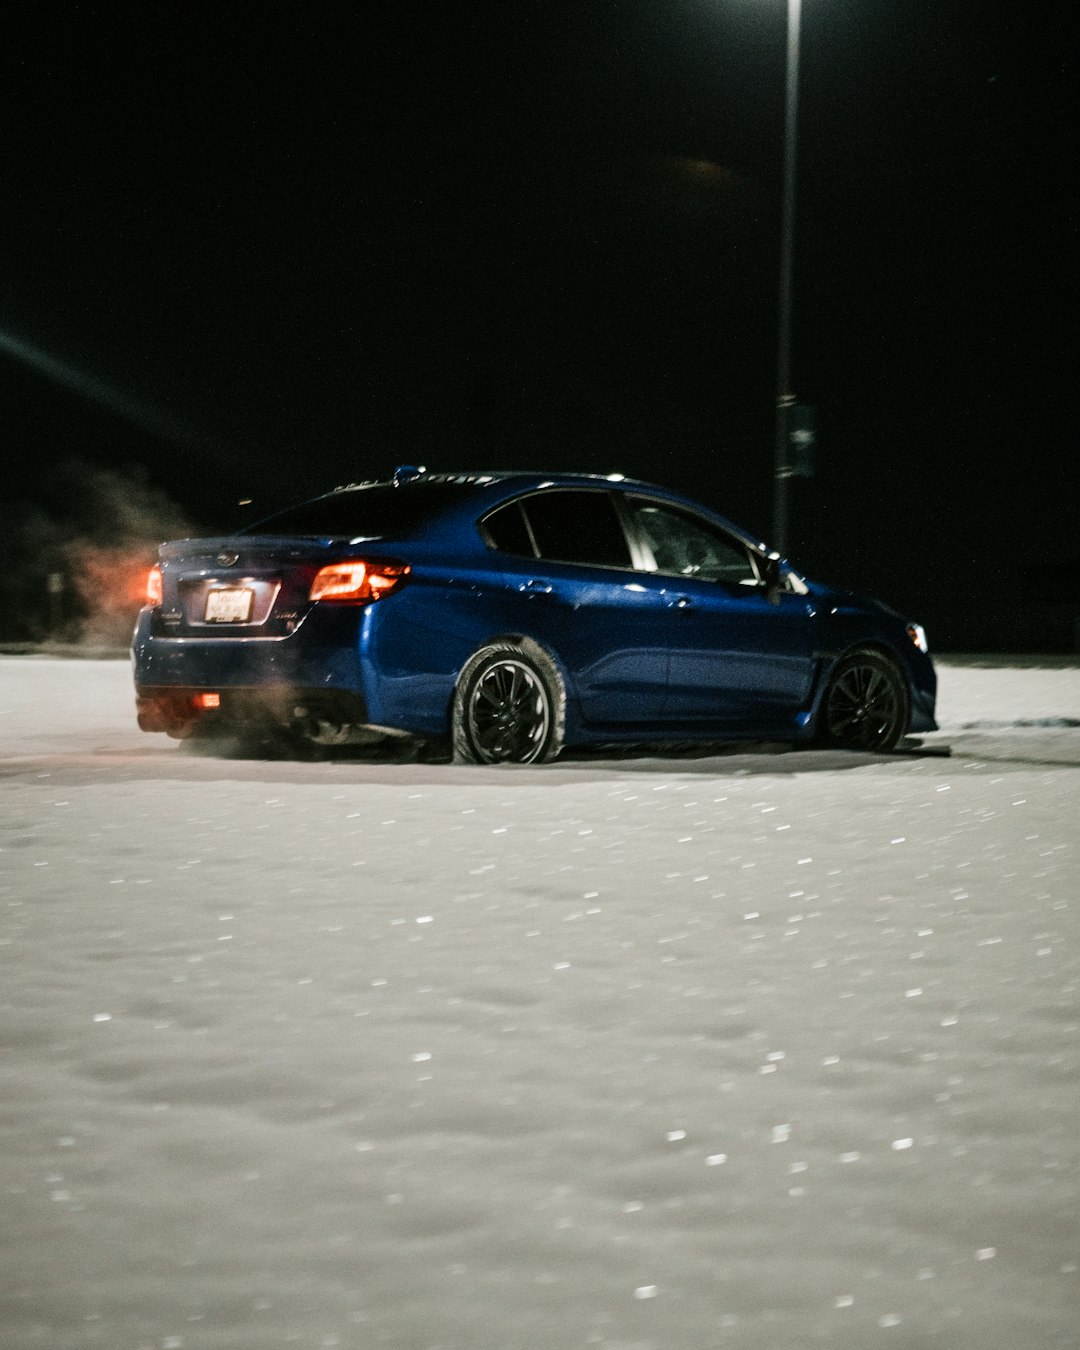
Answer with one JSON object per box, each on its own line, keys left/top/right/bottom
{"left": 0, "top": 460, "right": 198, "bottom": 648}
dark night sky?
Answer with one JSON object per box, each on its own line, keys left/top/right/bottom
{"left": 1, "top": 1, "right": 1075, "bottom": 647}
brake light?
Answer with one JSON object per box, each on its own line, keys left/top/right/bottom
{"left": 308, "top": 560, "right": 410, "bottom": 603}
{"left": 146, "top": 564, "right": 163, "bottom": 606}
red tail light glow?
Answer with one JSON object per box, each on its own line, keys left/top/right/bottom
{"left": 146, "top": 564, "right": 163, "bottom": 606}
{"left": 308, "top": 560, "right": 410, "bottom": 603}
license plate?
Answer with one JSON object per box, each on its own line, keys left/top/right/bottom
{"left": 205, "top": 588, "right": 254, "bottom": 623}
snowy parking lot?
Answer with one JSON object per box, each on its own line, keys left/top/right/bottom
{"left": 1, "top": 656, "right": 1078, "bottom": 1350}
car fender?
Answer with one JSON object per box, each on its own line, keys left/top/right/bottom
{"left": 808, "top": 639, "right": 914, "bottom": 737}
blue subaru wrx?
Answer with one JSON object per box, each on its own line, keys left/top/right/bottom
{"left": 132, "top": 468, "right": 936, "bottom": 761}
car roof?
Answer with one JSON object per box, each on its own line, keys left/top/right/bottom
{"left": 330, "top": 468, "right": 651, "bottom": 492}
{"left": 314, "top": 469, "right": 773, "bottom": 555}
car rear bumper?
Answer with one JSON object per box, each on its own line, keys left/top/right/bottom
{"left": 132, "top": 606, "right": 368, "bottom": 688}
{"left": 134, "top": 684, "right": 369, "bottom": 736}
{"left": 131, "top": 606, "right": 372, "bottom": 734}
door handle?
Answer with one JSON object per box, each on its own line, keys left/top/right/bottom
{"left": 667, "top": 595, "right": 693, "bottom": 610}
{"left": 519, "top": 579, "right": 554, "bottom": 595}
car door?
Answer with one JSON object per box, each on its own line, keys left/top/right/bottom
{"left": 625, "top": 497, "right": 816, "bottom": 731}
{"left": 481, "top": 489, "right": 671, "bottom": 724}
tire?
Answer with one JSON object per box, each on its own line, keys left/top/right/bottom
{"left": 819, "top": 650, "right": 909, "bottom": 752}
{"left": 453, "top": 640, "right": 565, "bottom": 765}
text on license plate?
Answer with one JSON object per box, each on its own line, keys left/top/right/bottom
{"left": 205, "top": 588, "right": 254, "bottom": 623}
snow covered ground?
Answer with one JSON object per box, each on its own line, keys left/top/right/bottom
{"left": 1, "top": 656, "right": 1077, "bottom": 1350}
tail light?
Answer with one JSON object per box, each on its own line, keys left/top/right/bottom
{"left": 146, "top": 564, "right": 163, "bottom": 606}
{"left": 308, "top": 559, "right": 410, "bottom": 603}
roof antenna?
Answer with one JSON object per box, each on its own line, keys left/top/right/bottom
{"left": 393, "top": 464, "right": 426, "bottom": 484}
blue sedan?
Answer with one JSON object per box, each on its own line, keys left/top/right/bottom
{"left": 132, "top": 468, "right": 936, "bottom": 761}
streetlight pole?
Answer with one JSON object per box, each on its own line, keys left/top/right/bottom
{"left": 772, "top": 0, "right": 801, "bottom": 556}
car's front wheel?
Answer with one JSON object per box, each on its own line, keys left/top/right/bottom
{"left": 820, "top": 650, "right": 909, "bottom": 752}
{"left": 453, "top": 641, "right": 565, "bottom": 765}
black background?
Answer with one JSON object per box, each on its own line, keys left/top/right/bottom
{"left": 2, "top": 1, "right": 1075, "bottom": 647}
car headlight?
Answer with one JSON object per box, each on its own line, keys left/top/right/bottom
{"left": 906, "top": 623, "right": 928, "bottom": 654}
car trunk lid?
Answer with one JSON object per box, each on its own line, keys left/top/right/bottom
{"left": 154, "top": 535, "right": 391, "bottom": 638}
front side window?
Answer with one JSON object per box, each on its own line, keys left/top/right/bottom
{"left": 630, "top": 500, "right": 760, "bottom": 586}
{"left": 485, "top": 491, "right": 632, "bottom": 569}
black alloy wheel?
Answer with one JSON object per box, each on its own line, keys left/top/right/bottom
{"left": 455, "top": 643, "right": 563, "bottom": 765}
{"left": 821, "top": 651, "right": 908, "bottom": 752}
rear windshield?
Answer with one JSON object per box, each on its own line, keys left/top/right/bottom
{"left": 241, "top": 483, "right": 468, "bottom": 539}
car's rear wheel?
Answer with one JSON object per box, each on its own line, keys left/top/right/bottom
{"left": 820, "top": 650, "right": 908, "bottom": 752}
{"left": 453, "top": 641, "right": 564, "bottom": 765}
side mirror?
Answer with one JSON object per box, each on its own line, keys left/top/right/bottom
{"left": 763, "top": 556, "right": 783, "bottom": 605}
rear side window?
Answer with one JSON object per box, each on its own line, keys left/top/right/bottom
{"left": 484, "top": 501, "right": 536, "bottom": 557}
{"left": 487, "top": 490, "right": 632, "bottom": 569}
